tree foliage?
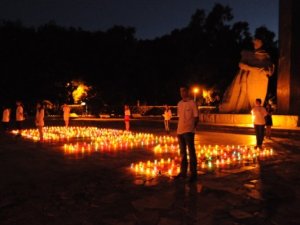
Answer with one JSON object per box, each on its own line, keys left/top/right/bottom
{"left": 0, "top": 3, "right": 278, "bottom": 111}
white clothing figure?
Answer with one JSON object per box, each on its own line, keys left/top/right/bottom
{"left": 163, "top": 105, "right": 172, "bottom": 133}
{"left": 62, "top": 104, "right": 71, "bottom": 127}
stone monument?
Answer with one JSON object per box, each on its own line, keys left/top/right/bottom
{"left": 277, "top": 0, "right": 300, "bottom": 115}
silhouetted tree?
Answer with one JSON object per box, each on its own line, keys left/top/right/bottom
{"left": 0, "top": 3, "right": 278, "bottom": 111}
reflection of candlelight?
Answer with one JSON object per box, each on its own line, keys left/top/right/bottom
{"left": 10, "top": 126, "right": 275, "bottom": 179}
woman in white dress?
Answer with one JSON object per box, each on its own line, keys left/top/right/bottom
{"left": 35, "top": 102, "right": 45, "bottom": 141}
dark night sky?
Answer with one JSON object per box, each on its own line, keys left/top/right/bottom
{"left": 0, "top": 0, "right": 279, "bottom": 40}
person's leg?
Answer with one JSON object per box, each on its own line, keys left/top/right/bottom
{"left": 16, "top": 121, "right": 22, "bottom": 136}
{"left": 2, "top": 122, "right": 8, "bottom": 131}
{"left": 254, "top": 125, "right": 260, "bottom": 147}
{"left": 165, "top": 120, "right": 170, "bottom": 132}
{"left": 256, "top": 125, "right": 265, "bottom": 147}
{"left": 125, "top": 121, "right": 130, "bottom": 131}
{"left": 38, "top": 126, "right": 44, "bottom": 141}
{"left": 177, "top": 134, "right": 187, "bottom": 177}
{"left": 185, "top": 132, "right": 197, "bottom": 179}
{"left": 164, "top": 120, "right": 168, "bottom": 131}
{"left": 260, "top": 125, "right": 265, "bottom": 146}
{"left": 64, "top": 119, "right": 67, "bottom": 127}
{"left": 266, "top": 126, "right": 270, "bottom": 138}
{"left": 5, "top": 122, "right": 9, "bottom": 131}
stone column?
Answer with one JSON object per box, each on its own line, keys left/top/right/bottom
{"left": 277, "top": 0, "right": 300, "bottom": 114}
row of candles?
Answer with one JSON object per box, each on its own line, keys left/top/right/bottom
{"left": 12, "top": 126, "right": 176, "bottom": 145}
{"left": 131, "top": 145, "right": 274, "bottom": 177}
{"left": 11, "top": 126, "right": 274, "bottom": 177}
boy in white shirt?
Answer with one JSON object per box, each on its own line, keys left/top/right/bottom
{"left": 251, "top": 98, "right": 267, "bottom": 149}
{"left": 174, "top": 86, "right": 199, "bottom": 182}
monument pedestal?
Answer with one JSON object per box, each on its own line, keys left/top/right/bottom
{"left": 199, "top": 114, "right": 298, "bottom": 128}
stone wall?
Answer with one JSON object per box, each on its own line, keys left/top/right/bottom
{"left": 199, "top": 114, "right": 299, "bottom": 128}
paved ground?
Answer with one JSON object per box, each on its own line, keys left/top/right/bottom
{"left": 1, "top": 118, "right": 300, "bottom": 225}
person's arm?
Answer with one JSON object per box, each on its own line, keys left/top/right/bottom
{"left": 193, "top": 102, "right": 199, "bottom": 129}
{"left": 239, "top": 62, "right": 265, "bottom": 73}
{"left": 239, "top": 62, "right": 250, "bottom": 70}
{"left": 194, "top": 116, "right": 199, "bottom": 129}
{"left": 168, "top": 110, "right": 172, "bottom": 118}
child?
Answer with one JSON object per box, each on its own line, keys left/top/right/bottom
{"left": 2, "top": 106, "right": 11, "bottom": 131}
{"left": 163, "top": 105, "right": 172, "bottom": 133}
{"left": 124, "top": 105, "right": 131, "bottom": 131}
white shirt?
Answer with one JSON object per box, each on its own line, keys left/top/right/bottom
{"left": 2, "top": 109, "right": 10, "bottom": 122}
{"left": 35, "top": 108, "right": 45, "bottom": 126}
{"left": 163, "top": 109, "right": 172, "bottom": 120}
{"left": 63, "top": 105, "right": 70, "bottom": 120}
{"left": 251, "top": 106, "right": 267, "bottom": 125}
{"left": 125, "top": 109, "right": 131, "bottom": 116}
{"left": 177, "top": 99, "right": 198, "bottom": 134}
{"left": 16, "top": 105, "right": 24, "bottom": 121}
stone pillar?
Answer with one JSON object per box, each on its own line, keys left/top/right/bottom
{"left": 277, "top": 0, "right": 300, "bottom": 114}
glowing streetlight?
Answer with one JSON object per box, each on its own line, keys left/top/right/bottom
{"left": 81, "top": 101, "right": 87, "bottom": 115}
{"left": 193, "top": 87, "right": 199, "bottom": 102}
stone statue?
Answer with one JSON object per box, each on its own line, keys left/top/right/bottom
{"left": 219, "top": 36, "right": 275, "bottom": 113}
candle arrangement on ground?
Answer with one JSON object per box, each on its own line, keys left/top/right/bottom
{"left": 10, "top": 126, "right": 275, "bottom": 179}
{"left": 130, "top": 144, "right": 274, "bottom": 177}
{"left": 12, "top": 126, "right": 114, "bottom": 142}
{"left": 10, "top": 126, "right": 177, "bottom": 154}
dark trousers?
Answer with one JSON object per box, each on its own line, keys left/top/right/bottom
{"left": 2, "top": 122, "right": 9, "bottom": 131}
{"left": 254, "top": 124, "right": 265, "bottom": 146}
{"left": 16, "top": 121, "right": 23, "bottom": 130}
{"left": 177, "top": 132, "right": 197, "bottom": 176}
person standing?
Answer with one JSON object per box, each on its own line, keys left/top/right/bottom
{"left": 265, "top": 103, "right": 273, "bottom": 139}
{"left": 2, "top": 106, "right": 11, "bottom": 131}
{"left": 62, "top": 104, "right": 70, "bottom": 127}
{"left": 175, "top": 86, "right": 199, "bottom": 182}
{"left": 124, "top": 105, "right": 131, "bottom": 131}
{"left": 163, "top": 105, "right": 172, "bottom": 133}
{"left": 15, "top": 101, "right": 25, "bottom": 136}
{"left": 251, "top": 98, "right": 267, "bottom": 149}
{"left": 35, "top": 102, "right": 45, "bottom": 142}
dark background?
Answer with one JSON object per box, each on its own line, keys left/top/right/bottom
{"left": 0, "top": 3, "right": 278, "bottom": 115}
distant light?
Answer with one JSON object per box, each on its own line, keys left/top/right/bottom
{"left": 81, "top": 102, "right": 86, "bottom": 106}
{"left": 193, "top": 87, "right": 199, "bottom": 94}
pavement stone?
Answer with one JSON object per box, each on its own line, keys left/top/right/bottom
{"left": 1, "top": 118, "right": 300, "bottom": 225}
